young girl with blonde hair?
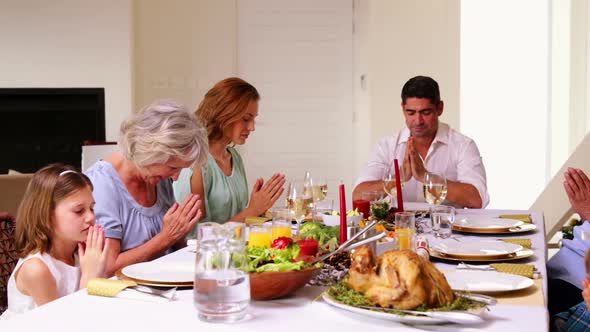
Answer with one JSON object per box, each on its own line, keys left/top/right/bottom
{"left": 1, "top": 164, "right": 108, "bottom": 318}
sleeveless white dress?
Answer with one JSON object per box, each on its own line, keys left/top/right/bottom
{"left": 1, "top": 252, "right": 80, "bottom": 319}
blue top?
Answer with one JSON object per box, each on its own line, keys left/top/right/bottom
{"left": 547, "top": 221, "right": 590, "bottom": 289}
{"left": 173, "top": 147, "right": 248, "bottom": 224}
{"left": 85, "top": 160, "right": 176, "bottom": 252}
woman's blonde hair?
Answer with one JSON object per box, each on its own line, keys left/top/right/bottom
{"left": 197, "top": 77, "right": 260, "bottom": 142}
{"left": 119, "top": 99, "right": 209, "bottom": 168}
{"left": 15, "top": 164, "right": 93, "bottom": 258}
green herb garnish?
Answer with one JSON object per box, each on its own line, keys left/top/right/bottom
{"left": 370, "top": 201, "right": 390, "bottom": 220}
{"left": 327, "top": 281, "right": 487, "bottom": 312}
{"left": 327, "top": 280, "right": 371, "bottom": 306}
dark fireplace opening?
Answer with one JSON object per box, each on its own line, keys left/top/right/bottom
{"left": 0, "top": 88, "right": 105, "bottom": 173}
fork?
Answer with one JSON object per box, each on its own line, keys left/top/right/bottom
{"left": 457, "top": 262, "right": 495, "bottom": 271}
{"left": 128, "top": 285, "right": 177, "bottom": 301}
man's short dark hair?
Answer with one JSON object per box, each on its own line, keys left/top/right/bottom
{"left": 401, "top": 76, "right": 441, "bottom": 105}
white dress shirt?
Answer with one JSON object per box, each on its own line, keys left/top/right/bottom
{"left": 355, "top": 122, "right": 489, "bottom": 207}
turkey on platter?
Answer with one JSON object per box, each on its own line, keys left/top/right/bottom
{"left": 347, "top": 247, "right": 455, "bottom": 310}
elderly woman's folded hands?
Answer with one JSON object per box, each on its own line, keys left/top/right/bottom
{"left": 161, "top": 193, "right": 202, "bottom": 243}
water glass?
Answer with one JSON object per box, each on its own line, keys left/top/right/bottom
{"left": 395, "top": 212, "right": 415, "bottom": 251}
{"left": 194, "top": 222, "right": 250, "bottom": 323}
{"left": 221, "top": 222, "right": 246, "bottom": 243}
{"left": 431, "top": 206, "right": 455, "bottom": 238}
{"left": 313, "top": 199, "right": 333, "bottom": 221}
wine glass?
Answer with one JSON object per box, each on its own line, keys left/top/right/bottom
{"left": 422, "top": 172, "right": 448, "bottom": 205}
{"left": 382, "top": 167, "right": 405, "bottom": 207}
{"left": 286, "top": 180, "right": 313, "bottom": 237}
{"left": 304, "top": 172, "right": 328, "bottom": 220}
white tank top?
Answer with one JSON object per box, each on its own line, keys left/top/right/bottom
{"left": 1, "top": 252, "right": 80, "bottom": 319}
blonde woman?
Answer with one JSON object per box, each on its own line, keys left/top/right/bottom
{"left": 85, "top": 99, "right": 209, "bottom": 276}
{"left": 173, "top": 78, "right": 285, "bottom": 225}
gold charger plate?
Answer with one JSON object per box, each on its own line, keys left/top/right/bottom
{"left": 115, "top": 269, "right": 193, "bottom": 288}
{"left": 430, "top": 248, "right": 534, "bottom": 262}
{"left": 453, "top": 223, "right": 537, "bottom": 234}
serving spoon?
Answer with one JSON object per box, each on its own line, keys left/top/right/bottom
{"left": 311, "top": 220, "right": 379, "bottom": 265}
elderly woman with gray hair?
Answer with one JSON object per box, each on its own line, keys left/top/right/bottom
{"left": 85, "top": 99, "right": 209, "bottom": 276}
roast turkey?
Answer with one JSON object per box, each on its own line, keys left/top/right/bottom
{"left": 347, "top": 247, "right": 455, "bottom": 310}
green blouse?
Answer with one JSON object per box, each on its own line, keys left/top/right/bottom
{"left": 173, "top": 147, "right": 249, "bottom": 226}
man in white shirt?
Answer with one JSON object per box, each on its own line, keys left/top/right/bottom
{"left": 353, "top": 76, "right": 489, "bottom": 208}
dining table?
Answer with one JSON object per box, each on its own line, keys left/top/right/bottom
{"left": 0, "top": 208, "right": 549, "bottom": 332}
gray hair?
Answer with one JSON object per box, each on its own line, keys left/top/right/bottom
{"left": 119, "top": 99, "right": 209, "bottom": 168}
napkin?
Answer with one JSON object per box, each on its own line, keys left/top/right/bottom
{"left": 87, "top": 278, "right": 137, "bottom": 297}
{"left": 245, "top": 216, "right": 271, "bottom": 225}
{"left": 489, "top": 263, "right": 535, "bottom": 278}
{"left": 87, "top": 278, "right": 171, "bottom": 303}
{"left": 500, "top": 238, "right": 532, "bottom": 249}
{"left": 499, "top": 214, "right": 532, "bottom": 224}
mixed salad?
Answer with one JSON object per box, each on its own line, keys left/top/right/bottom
{"left": 246, "top": 221, "right": 341, "bottom": 273}
{"left": 247, "top": 237, "right": 312, "bottom": 273}
{"left": 299, "top": 222, "right": 340, "bottom": 251}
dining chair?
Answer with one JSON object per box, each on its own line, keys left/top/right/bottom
{"left": 0, "top": 213, "right": 17, "bottom": 314}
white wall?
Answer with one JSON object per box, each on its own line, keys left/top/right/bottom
{"left": 237, "top": 0, "right": 354, "bottom": 204}
{"left": 0, "top": 0, "right": 133, "bottom": 141}
{"left": 133, "top": 0, "right": 237, "bottom": 111}
{"left": 353, "top": 0, "right": 460, "bottom": 182}
{"left": 461, "top": 0, "right": 549, "bottom": 209}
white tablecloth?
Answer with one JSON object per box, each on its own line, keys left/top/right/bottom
{"left": 0, "top": 209, "right": 549, "bottom": 332}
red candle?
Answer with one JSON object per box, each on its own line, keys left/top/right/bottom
{"left": 339, "top": 184, "right": 347, "bottom": 243}
{"left": 394, "top": 159, "right": 404, "bottom": 212}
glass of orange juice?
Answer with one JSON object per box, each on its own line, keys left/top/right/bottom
{"left": 272, "top": 221, "right": 292, "bottom": 240}
{"left": 248, "top": 224, "right": 271, "bottom": 248}
{"left": 271, "top": 208, "right": 293, "bottom": 240}
{"left": 395, "top": 212, "right": 415, "bottom": 251}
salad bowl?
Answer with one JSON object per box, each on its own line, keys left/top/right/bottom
{"left": 249, "top": 267, "right": 319, "bottom": 300}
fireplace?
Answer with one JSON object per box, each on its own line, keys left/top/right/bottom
{"left": 0, "top": 88, "right": 105, "bottom": 173}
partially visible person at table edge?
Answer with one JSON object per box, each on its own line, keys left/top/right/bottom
{"left": 352, "top": 75, "right": 489, "bottom": 208}
{"left": 548, "top": 167, "right": 590, "bottom": 331}
{"left": 84, "top": 99, "right": 209, "bottom": 277}
{"left": 173, "top": 77, "right": 285, "bottom": 228}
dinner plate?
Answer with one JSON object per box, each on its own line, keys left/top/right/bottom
{"left": 432, "top": 241, "right": 523, "bottom": 259}
{"left": 443, "top": 270, "right": 534, "bottom": 293}
{"left": 430, "top": 248, "right": 534, "bottom": 262}
{"left": 453, "top": 217, "right": 536, "bottom": 234}
{"left": 321, "top": 293, "right": 485, "bottom": 325}
{"left": 455, "top": 217, "right": 523, "bottom": 229}
{"left": 121, "top": 261, "right": 194, "bottom": 284}
{"left": 116, "top": 269, "right": 193, "bottom": 287}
